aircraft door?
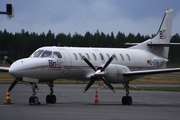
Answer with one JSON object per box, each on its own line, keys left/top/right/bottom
{"left": 60, "top": 49, "right": 72, "bottom": 77}
{"left": 51, "top": 51, "right": 65, "bottom": 77}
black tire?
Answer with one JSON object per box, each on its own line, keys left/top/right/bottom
{"left": 46, "top": 95, "right": 51, "bottom": 103}
{"left": 33, "top": 96, "right": 39, "bottom": 105}
{"left": 29, "top": 96, "right": 39, "bottom": 105}
{"left": 51, "top": 95, "right": 56, "bottom": 104}
{"left": 122, "top": 96, "right": 132, "bottom": 105}
{"left": 122, "top": 96, "right": 127, "bottom": 105}
{"left": 127, "top": 96, "right": 132, "bottom": 105}
{"left": 29, "top": 96, "right": 33, "bottom": 104}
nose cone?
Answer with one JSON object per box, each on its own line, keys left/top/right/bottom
{"left": 9, "top": 60, "right": 24, "bottom": 77}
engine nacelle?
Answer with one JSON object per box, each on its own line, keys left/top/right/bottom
{"left": 102, "top": 64, "right": 133, "bottom": 83}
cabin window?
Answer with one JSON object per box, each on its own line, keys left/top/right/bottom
{"left": 120, "top": 54, "right": 124, "bottom": 61}
{"left": 92, "top": 53, "right": 97, "bottom": 61}
{"left": 79, "top": 53, "right": 83, "bottom": 60}
{"left": 86, "top": 53, "right": 90, "bottom": 60}
{"left": 73, "top": 53, "right": 78, "bottom": 60}
{"left": 99, "top": 53, "right": 104, "bottom": 61}
{"left": 41, "top": 51, "right": 52, "bottom": 58}
{"left": 53, "top": 52, "right": 62, "bottom": 58}
{"left": 106, "top": 54, "right": 110, "bottom": 59}
{"left": 114, "top": 54, "right": 117, "bottom": 61}
{"left": 126, "top": 54, "right": 131, "bottom": 61}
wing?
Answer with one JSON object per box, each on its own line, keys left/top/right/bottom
{"left": 0, "top": 67, "right": 9, "bottom": 72}
{"left": 123, "top": 68, "right": 180, "bottom": 77}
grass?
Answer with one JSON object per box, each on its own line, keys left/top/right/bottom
{"left": 130, "top": 76, "right": 180, "bottom": 84}
{"left": 167, "top": 62, "right": 180, "bottom": 68}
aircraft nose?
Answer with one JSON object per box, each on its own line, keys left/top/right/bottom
{"left": 9, "top": 60, "right": 24, "bottom": 77}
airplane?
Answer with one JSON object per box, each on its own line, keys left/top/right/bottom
{"left": 0, "top": 9, "right": 180, "bottom": 105}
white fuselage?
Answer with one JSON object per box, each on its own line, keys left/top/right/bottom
{"left": 9, "top": 46, "right": 167, "bottom": 83}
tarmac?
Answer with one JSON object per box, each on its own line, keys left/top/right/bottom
{"left": 0, "top": 84, "right": 180, "bottom": 120}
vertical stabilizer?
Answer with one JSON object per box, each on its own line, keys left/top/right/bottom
{"left": 152, "top": 9, "right": 174, "bottom": 44}
{"left": 130, "top": 9, "right": 174, "bottom": 59}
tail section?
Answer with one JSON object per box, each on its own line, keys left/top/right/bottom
{"left": 153, "top": 9, "right": 174, "bottom": 44}
{"left": 130, "top": 9, "right": 174, "bottom": 58}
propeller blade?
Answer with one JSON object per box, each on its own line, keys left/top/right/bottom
{"left": 4, "top": 56, "right": 13, "bottom": 65}
{"left": 8, "top": 80, "right": 17, "bottom": 91}
{"left": 82, "top": 56, "right": 96, "bottom": 71}
{"left": 101, "top": 77, "right": 116, "bottom": 92}
{"left": 83, "top": 78, "right": 96, "bottom": 93}
{"left": 101, "top": 54, "right": 115, "bottom": 72}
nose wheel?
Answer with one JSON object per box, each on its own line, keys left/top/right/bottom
{"left": 46, "top": 81, "right": 56, "bottom": 104}
{"left": 29, "top": 96, "right": 39, "bottom": 105}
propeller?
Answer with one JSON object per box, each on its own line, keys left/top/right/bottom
{"left": 4, "top": 56, "right": 17, "bottom": 92}
{"left": 82, "top": 54, "right": 116, "bottom": 93}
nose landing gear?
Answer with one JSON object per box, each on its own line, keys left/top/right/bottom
{"left": 29, "top": 83, "right": 40, "bottom": 105}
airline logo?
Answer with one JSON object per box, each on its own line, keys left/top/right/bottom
{"left": 48, "top": 59, "right": 64, "bottom": 68}
{"left": 159, "top": 29, "right": 167, "bottom": 39}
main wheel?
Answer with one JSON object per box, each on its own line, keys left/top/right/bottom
{"left": 51, "top": 95, "right": 56, "bottom": 103}
{"left": 122, "top": 96, "right": 132, "bottom": 105}
{"left": 122, "top": 96, "right": 127, "bottom": 105}
{"left": 127, "top": 96, "right": 132, "bottom": 105}
{"left": 46, "top": 95, "right": 56, "bottom": 104}
{"left": 46, "top": 95, "right": 51, "bottom": 103}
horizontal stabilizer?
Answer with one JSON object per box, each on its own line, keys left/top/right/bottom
{"left": 125, "top": 43, "right": 139, "bottom": 46}
{"left": 147, "top": 43, "right": 180, "bottom": 46}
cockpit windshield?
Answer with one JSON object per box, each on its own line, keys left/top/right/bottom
{"left": 41, "top": 51, "right": 52, "bottom": 58}
{"left": 30, "top": 49, "right": 62, "bottom": 58}
{"left": 30, "top": 50, "right": 44, "bottom": 58}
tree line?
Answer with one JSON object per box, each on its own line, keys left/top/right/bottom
{"left": 0, "top": 29, "right": 180, "bottom": 62}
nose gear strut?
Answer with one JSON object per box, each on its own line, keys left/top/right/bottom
{"left": 29, "top": 83, "right": 40, "bottom": 105}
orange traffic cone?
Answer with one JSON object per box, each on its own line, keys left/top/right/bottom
{"left": 94, "top": 90, "right": 99, "bottom": 104}
{"left": 5, "top": 89, "right": 12, "bottom": 104}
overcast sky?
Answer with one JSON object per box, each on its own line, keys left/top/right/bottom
{"left": 0, "top": 0, "right": 180, "bottom": 37}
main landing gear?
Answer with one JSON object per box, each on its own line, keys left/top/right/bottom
{"left": 29, "top": 83, "right": 40, "bottom": 105}
{"left": 122, "top": 82, "right": 132, "bottom": 105}
{"left": 46, "top": 81, "right": 56, "bottom": 104}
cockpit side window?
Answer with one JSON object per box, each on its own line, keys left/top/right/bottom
{"left": 53, "top": 52, "right": 62, "bottom": 58}
{"left": 41, "top": 51, "right": 52, "bottom": 58}
{"left": 31, "top": 50, "right": 44, "bottom": 57}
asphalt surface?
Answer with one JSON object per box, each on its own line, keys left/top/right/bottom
{"left": 0, "top": 84, "right": 180, "bottom": 120}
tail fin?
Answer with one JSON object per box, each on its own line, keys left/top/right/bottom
{"left": 152, "top": 9, "right": 174, "bottom": 44}
{"left": 130, "top": 9, "right": 174, "bottom": 58}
